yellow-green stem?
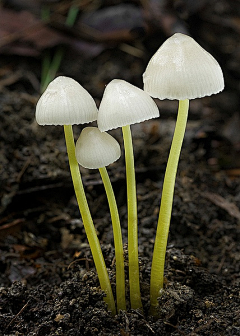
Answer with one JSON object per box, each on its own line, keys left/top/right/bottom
{"left": 99, "top": 167, "right": 126, "bottom": 312}
{"left": 150, "top": 99, "right": 189, "bottom": 311}
{"left": 64, "top": 125, "right": 116, "bottom": 315}
{"left": 122, "top": 125, "right": 142, "bottom": 310}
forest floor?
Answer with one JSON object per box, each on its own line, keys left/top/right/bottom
{"left": 0, "top": 1, "right": 240, "bottom": 335}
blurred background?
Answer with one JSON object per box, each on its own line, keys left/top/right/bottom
{"left": 0, "top": 0, "right": 238, "bottom": 98}
{"left": 0, "top": 0, "right": 240, "bottom": 240}
{"left": 0, "top": 0, "right": 239, "bottom": 135}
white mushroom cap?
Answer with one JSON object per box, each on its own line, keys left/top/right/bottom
{"left": 143, "top": 33, "right": 224, "bottom": 100}
{"left": 75, "top": 127, "right": 121, "bottom": 169}
{"left": 98, "top": 79, "right": 159, "bottom": 132}
{"left": 36, "top": 76, "right": 98, "bottom": 125}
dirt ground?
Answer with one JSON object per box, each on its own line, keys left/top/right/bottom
{"left": 0, "top": 1, "right": 240, "bottom": 335}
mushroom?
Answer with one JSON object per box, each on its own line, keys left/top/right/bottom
{"left": 36, "top": 76, "right": 98, "bottom": 125}
{"left": 36, "top": 76, "right": 116, "bottom": 315}
{"left": 143, "top": 33, "right": 224, "bottom": 312}
{"left": 75, "top": 126, "right": 126, "bottom": 312}
{"left": 98, "top": 79, "right": 159, "bottom": 309}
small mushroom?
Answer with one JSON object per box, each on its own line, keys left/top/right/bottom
{"left": 36, "top": 76, "right": 98, "bottom": 125}
{"left": 75, "top": 127, "right": 126, "bottom": 312}
{"left": 75, "top": 127, "right": 121, "bottom": 169}
{"left": 98, "top": 79, "right": 159, "bottom": 132}
{"left": 143, "top": 33, "right": 224, "bottom": 100}
{"left": 98, "top": 79, "right": 159, "bottom": 310}
{"left": 143, "top": 33, "right": 224, "bottom": 312}
{"left": 36, "top": 76, "right": 116, "bottom": 315}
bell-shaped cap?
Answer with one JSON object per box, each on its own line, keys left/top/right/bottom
{"left": 75, "top": 127, "right": 121, "bottom": 169}
{"left": 36, "top": 76, "right": 98, "bottom": 125}
{"left": 98, "top": 79, "right": 159, "bottom": 132}
{"left": 143, "top": 33, "right": 224, "bottom": 100}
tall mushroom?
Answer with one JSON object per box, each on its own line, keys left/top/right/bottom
{"left": 75, "top": 126, "right": 126, "bottom": 312}
{"left": 36, "top": 76, "right": 116, "bottom": 315}
{"left": 143, "top": 33, "right": 224, "bottom": 312}
{"left": 98, "top": 79, "right": 159, "bottom": 309}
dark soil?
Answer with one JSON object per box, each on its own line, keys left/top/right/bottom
{"left": 0, "top": 1, "right": 240, "bottom": 335}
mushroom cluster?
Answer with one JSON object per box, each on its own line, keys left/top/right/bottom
{"left": 35, "top": 33, "right": 224, "bottom": 316}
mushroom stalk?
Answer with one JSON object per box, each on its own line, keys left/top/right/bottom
{"left": 121, "top": 124, "right": 142, "bottom": 310}
{"left": 99, "top": 167, "right": 126, "bottom": 312}
{"left": 150, "top": 99, "right": 189, "bottom": 311}
{"left": 64, "top": 125, "right": 116, "bottom": 315}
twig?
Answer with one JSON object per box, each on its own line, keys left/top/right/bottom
{"left": 16, "top": 156, "right": 32, "bottom": 183}
{"left": 5, "top": 301, "right": 29, "bottom": 331}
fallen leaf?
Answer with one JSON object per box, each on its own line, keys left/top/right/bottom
{"left": 13, "top": 244, "right": 43, "bottom": 259}
{"left": 0, "top": 219, "right": 24, "bottom": 239}
{"left": 0, "top": 8, "right": 68, "bottom": 56}
{"left": 202, "top": 191, "right": 240, "bottom": 220}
